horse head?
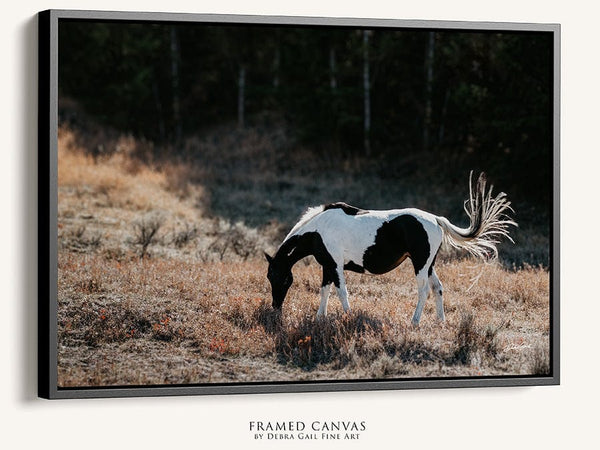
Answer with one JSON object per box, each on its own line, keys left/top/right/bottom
{"left": 264, "top": 252, "right": 293, "bottom": 309}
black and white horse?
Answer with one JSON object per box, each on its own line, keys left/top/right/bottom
{"left": 264, "top": 172, "right": 516, "bottom": 325}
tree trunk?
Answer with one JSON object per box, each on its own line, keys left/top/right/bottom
{"left": 273, "top": 47, "right": 280, "bottom": 89}
{"left": 170, "top": 27, "right": 182, "bottom": 143}
{"left": 329, "top": 46, "right": 337, "bottom": 91}
{"left": 438, "top": 89, "right": 450, "bottom": 145}
{"left": 423, "top": 31, "right": 435, "bottom": 151}
{"left": 238, "top": 65, "right": 246, "bottom": 129}
{"left": 152, "top": 79, "right": 166, "bottom": 142}
{"left": 363, "top": 30, "right": 371, "bottom": 157}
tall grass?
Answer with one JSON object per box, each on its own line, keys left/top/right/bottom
{"left": 57, "top": 253, "right": 550, "bottom": 386}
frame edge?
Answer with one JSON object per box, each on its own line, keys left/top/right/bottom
{"left": 37, "top": 9, "right": 50, "bottom": 399}
{"left": 38, "top": 9, "right": 60, "bottom": 399}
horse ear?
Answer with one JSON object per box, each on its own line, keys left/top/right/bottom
{"left": 264, "top": 252, "right": 273, "bottom": 263}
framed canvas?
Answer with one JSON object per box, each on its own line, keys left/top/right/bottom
{"left": 38, "top": 9, "right": 560, "bottom": 399}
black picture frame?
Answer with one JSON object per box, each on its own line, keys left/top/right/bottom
{"left": 38, "top": 9, "right": 560, "bottom": 399}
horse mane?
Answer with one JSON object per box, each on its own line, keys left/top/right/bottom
{"left": 283, "top": 205, "right": 325, "bottom": 241}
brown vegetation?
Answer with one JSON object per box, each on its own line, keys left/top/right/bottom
{"left": 56, "top": 119, "right": 550, "bottom": 387}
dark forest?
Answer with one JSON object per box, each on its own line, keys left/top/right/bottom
{"left": 58, "top": 21, "right": 553, "bottom": 203}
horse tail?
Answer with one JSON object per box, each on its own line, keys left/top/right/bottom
{"left": 435, "top": 172, "right": 517, "bottom": 260}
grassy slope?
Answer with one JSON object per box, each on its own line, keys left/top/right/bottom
{"left": 56, "top": 121, "right": 550, "bottom": 387}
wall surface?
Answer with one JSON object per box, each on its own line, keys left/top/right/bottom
{"left": 3, "top": 1, "right": 598, "bottom": 448}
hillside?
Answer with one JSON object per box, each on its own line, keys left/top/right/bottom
{"left": 56, "top": 116, "right": 550, "bottom": 386}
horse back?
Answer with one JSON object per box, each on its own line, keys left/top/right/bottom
{"left": 306, "top": 207, "right": 442, "bottom": 276}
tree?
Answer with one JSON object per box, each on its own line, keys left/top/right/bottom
{"left": 363, "top": 30, "right": 372, "bottom": 156}
{"left": 170, "top": 26, "right": 182, "bottom": 142}
{"left": 423, "top": 31, "right": 435, "bottom": 151}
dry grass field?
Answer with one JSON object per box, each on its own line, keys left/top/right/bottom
{"left": 56, "top": 116, "right": 551, "bottom": 387}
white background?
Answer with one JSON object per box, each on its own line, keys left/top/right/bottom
{"left": 3, "top": 1, "right": 599, "bottom": 448}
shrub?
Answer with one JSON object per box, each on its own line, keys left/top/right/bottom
{"left": 452, "top": 312, "right": 479, "bottom": 365}
{"left": 530, "top": 344, "right": 550, "bottom": 375}
{"left": 133, "top": 215, "right": 163, "bottom": 258}
{"left": 62, "top": 225, "right": 102, "bottom": 253}
{"left": 172, "top": 223, "right": 197, "bottom": 248}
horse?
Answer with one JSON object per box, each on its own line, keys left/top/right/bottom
{"left": 264, "top": 172, "right": 517, "bottom": 325}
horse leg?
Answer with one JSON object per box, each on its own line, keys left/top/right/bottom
{"left": 411, "top": 270, "right": 430, "bottom": 326}
{"left": 429, "top": 267, "right": 445, "bottom": 321}
{"left": 317, "top": 283, "right": 331, "bottom": 317}
{"left": 317, "top": 264, "right": 338, "bottom": 317}
{"left": 334, "top": 266, "right": 351, "bottom": 313}
{"left": 410, "top": 227, "right": 442, "bottom": 326}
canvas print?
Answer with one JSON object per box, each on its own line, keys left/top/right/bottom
{"left": 55, "top": 19, "right": 553, "bottom": 388}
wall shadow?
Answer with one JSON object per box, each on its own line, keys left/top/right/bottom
{"left": 19, "top": 15, "right": 39, "bottom": 402}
